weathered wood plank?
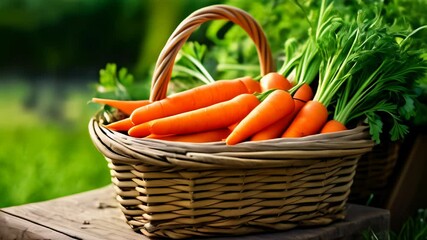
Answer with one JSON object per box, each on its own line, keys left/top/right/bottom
{"left": 386, "top": 133, "right": 427, "bottom": 230}
{"left": 0, "top": 211, "right": 74, "bottom": 239}
{"left": 2, "top": 186, "right": 144, "bottom": 240}
{"left": 1, "top": 185, "right": 390, "bottom": 240}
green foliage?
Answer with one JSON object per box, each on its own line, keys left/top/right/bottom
{"left": 366, "top": 112, "right": 384, "bottom": 144}
{"left": 383, "top": 0, "right": 427, "bottom": 48}
{"left": 94, "top": 63, "right": 149, "bottom": 101}
{"left": 200, "top": 0, "right": 313, "bottom": 80}
{"left": 172, "top": 42, "right": 215, "bottom": 92}
{"left": 97, "top": 63, "right": 133, "bottom": 100}
{"left": 364, "top": 209, "right": 427, "bottom": 240}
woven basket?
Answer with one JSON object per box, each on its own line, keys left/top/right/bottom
{"left": 89, "top": 4, "right": 374, "bottom": 239}
{"left": 349, "top": 141, "right": 401, "bottom": 206}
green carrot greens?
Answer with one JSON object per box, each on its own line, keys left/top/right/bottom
{"left": 322, "top": 4, "right": 427, "bottom": 143}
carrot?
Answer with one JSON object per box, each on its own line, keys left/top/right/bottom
{"left": 260, "top": 72, "right": 292, "bottom": 92}
{"left": 92, "top": 98, "right": 151, "bottom": 116}
{"left": 282, "top": 100, "right": 328, "bottom": 138}
{"left": 252, "top": 84, "right": 313, "bottom": 141}
{"left": 250, "top": 115, "right": 292, "bottom": 141}
{"left": 147, "top": 128, "right": 231, "bottom": 143}
{"left": 130, "top": 77, "right": 260, "bottom": 125}
{"left": 320, "top": 120, "right": 347, "bottom": 133}
{"left": 105, "top": 118, "right": 134, "bottom": 132}
{"left": 226, "top": 90, "right": 295, "bottom": 145}
{"left": 241, "top": 76, "right": 261, "bottom": 94}
{"left": 228, "top": 122, "right": 240, "bottom": 131}
{"left": 128, "top": 122, "right": 151, "bottom": 138}
{"left": 293, "top": 83, "right": 313, "bottom": 102}
{"left": 148, "top": 93, "right": 260, "bottom": 136}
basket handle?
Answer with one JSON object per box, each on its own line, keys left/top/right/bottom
{"left": 150, "top": 4, "right": 274, "bottom": 101}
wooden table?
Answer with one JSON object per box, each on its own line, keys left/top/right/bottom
{"left": 1, "top": 185, "right": 390, "bottom": 240}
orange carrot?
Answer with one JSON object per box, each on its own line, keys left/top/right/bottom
{"left": 148, "top": 93, "right": 260, "bottom": 136}
{"left": 128, "top": 122, "right": 151, "bottom": 138}
{"left": 251, "top": 83, "right": 313, "bottom": 141}
{"left": 241, "top": 76, "right": 262, "bottom": 93}
{"left": 130, "top": 77, "right": 260, "bottom": 125}
{"left": 250, "top": 117, "right": 289, "bottom": 141}
{"left": 320, "top": 120, "right": 347, "bottom": 133}
{"left": 282, "top": 100, "right": 328, "bottom": 138}
{"left": 228, "top": 122, "right": 240, "bottom": 131}
{"left": 105, "top": 118, "right": 134, "bottom": 132}
{"left": 147, "top": 128, "right": 231, "bottom": 143}
{"left": 293, "top": 83, "right": 313, "bottom": 102}
{"left": 92, "top": 98, "right": 151, "bottom": 115}
{"left": 226, "top": 90, "right": 295, "bottom": 145}
{"left": 260, "top": 72, "right": 292, "bottom": 92}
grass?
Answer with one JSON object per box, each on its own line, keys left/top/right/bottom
{"left": 0, "top": 78, "right": 111, "bottom": 208}
{"left": 364, "top": 209, "right": 427, "bottom": 240}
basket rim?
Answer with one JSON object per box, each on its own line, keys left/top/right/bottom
{"left": 89, "top": 114, "right": 374, "bottom": 169}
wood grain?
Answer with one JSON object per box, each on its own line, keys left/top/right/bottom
{"left": 0, "top": 211, "right": 73, "bottom": 239}
{"left": 2, "top": 186, "right": 145, "bottom": 240}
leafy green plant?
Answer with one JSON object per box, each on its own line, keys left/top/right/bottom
{"left": 174, "top": 42, "right": 214, "bottom": 84}
{"left": 93, "top": 63, "right": 150, "bottom": 101}
{"left": 325, "top": 8, "right": 427, "bottom": 143}
{"left": 95, "top": 63, "right": 134, "bottom": 100}
{"left": 202, "top": 0, "right": 314, "bottom": 80}
{"left": 171, "top": 42, "right": 216, "bottom": 93}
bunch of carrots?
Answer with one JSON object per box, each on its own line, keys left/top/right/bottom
{"left": 93, "top": 73, "right": 315, "bottom": 145}
{"left": 92, "top": 0, "right": 427, "bottom": 145}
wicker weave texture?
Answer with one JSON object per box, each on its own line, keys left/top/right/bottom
{"left": 350, "top": 141, "right": 400, "bottom": 206}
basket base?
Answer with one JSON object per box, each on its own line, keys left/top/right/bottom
{"left": 109, "top": 157, "right": 357, "bottom": 239}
